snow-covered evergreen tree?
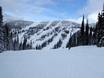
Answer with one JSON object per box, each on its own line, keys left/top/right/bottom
{"left": 95, "top": 4, "right": 104, "bottom": 47}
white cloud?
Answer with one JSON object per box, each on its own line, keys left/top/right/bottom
{"left": 88, "top": 12, "right": 98, "bottom": 23}
{"left": 68, "top": 12, "right": 98, "bottom": 24}
{"left": 0, "top": 0, "right": 55, "bottom": 21}
{"left": 76, "top": 13, "right": 98, "bottom": 24}
{"left": 0, "top": 0, "right": 77, "bottom": 21}
{"left": 0, "top": 0, "right": 101, "bottom": 23}
{"left": 79, "top": 0, "right": 104, "bottom": 15}
{"left": 78, "top": 0, "right": 104, "bottom": 23}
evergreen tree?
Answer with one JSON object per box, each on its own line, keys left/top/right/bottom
{"left": 0, "top": 6, "right": 3, "bottom": 26}
{"left": 0, "top": 6, "right": 4, "bottom": 52}
{"left": 94, "top": 4, "right": 104, "bottom": 47}
{"left": 4, "top": 24, "right": 11, "bottom": 50}
{"left": 23, "top": 37, "right": 27, "bottom": 50}
{"left": 9, "top": 32, "right": 13, "bottom": 50}
{"left": 81, "top": 15, "right": 85, "bottom": 36}
{"left": 95, "top": 13, "right": 101, "bottom": 45}
{"left": 19, "top": 42, "right": 23, "bottom": 50}
{"left": 13, "top": 38, "right": 17, "bottom": 50}
{"left": 89, "top": 27, "right": 93, "bottom": 45}
{"left": 13, "top": 34, "right": 19, "bottom": 50}
{"left": 85, "top": 19, "right": 89, "bottom": 45}
{"left": 15, "top": 34, "right": 19, "bottom": 50}
{"left": 30, "top": 40, "right": 32, "bottom": 49}
{"left": 80, "top": 15, "right": 86, "bottom": 45}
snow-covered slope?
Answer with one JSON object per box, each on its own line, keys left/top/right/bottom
{"left": 18, "top": 20, "right": 80, "bottom": 49}
{"left": 0, "top": 46, "right": 104, "bottom": 78}
{"left": 6, "top": 20, "right": 33, "bottom": 29}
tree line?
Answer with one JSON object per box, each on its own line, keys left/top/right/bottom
{"left": 67, "top": 4, "right": 104, "bottom": 48}
{"left": 0, "top": 6, "right": 32, "bottom": 52}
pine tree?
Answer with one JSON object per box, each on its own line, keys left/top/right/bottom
{"left": 0, "top": 6, "right": 3, "bottom": 26}
{"left": 23, "top": 37, "right": 27, "bottom": 50}
{"left": 96, "top": 13, "right": 101, "bottom": 44}
{"left": 0, "top": 6, "right": 4, "bottom": 52}
{"left": 94, "top": 4, "right": 104, "bottom": 47}
{"left": 80, "top": 15, "right": 86, "bottom": 45}
{"left": 12, "top": 35, "right": 19, "bottom": 50}
{"left": 15, "top": 34, "right": 19, "bottom": 50}
{"left": 19, "top": 42, "right": 23, "bottom": 50}
{"left": 3, "top": 23, "right": 14, "bottom": 50}
{"left": 13, "top": 38, "right": 16, "bottom": 50}
{"left": 89, "top": 27, "right": 93, "bottom": 45}
{"left": 85, "top": 19, "right": 89, "bottom": 45}
{"left": 9, "top": 32, "right": 13, "bottom": 50}
{"left": 81, "top": 15, "right": 85, "bottom": 36}
{"left": 4, "top": 24, "right": 11, "bottom": 50}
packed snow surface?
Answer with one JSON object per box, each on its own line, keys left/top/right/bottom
{"left": 0, "top": 46, "right": 104, "bottom": 78}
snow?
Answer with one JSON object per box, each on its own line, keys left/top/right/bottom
{"left": 17, "top": 20, "right": 80, "bottom": 49}
{"left": 22, "top": 22, "right": 40, "bottom": 31}
{"left": 61, "top": 28, "right": 79, "bottom": 48}
{"left": 0, "top": 46, "right": 104, "bottom": 78}
{"left": 31, "top": 21, "right": 61, "bottom": 48}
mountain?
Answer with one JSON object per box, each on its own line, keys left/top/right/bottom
{"left": 3, "top": 14, "right": 33, "bottom": 30}
{"left": 3, "top": 14, "right": 22, "bottom": 22}
{"left": 6, "top": 20, "right": 33, "bottom": 28}
{"left": 16, "top": 20, "right": 80, "bottom": 50}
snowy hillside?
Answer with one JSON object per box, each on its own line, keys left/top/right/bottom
{"left": 18, "top": 20, "right": 80, "bottom": 49}
{"left": 6, "top": 20, "right": 33, "bottom": 29}
{"left": 0, "top": 46, "right": 104, "bottom": 78}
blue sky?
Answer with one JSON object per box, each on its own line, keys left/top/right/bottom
{"left": 0, "top": 0, "right": 104, "bottom": 23}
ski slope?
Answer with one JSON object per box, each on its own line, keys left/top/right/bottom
{"left": 18, "top": 20, "right": 80, "bottom": 49}
{"left": 0, "top": 46, "right": 104, "bottom": 78}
